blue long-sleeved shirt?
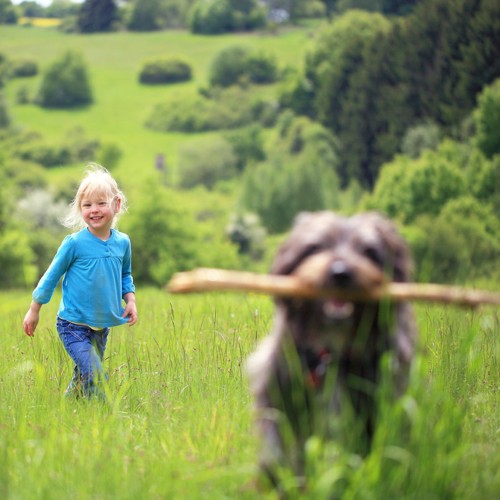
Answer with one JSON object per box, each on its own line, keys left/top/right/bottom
{"left": 33, "top": 228, "right": 135, "bottom": 328}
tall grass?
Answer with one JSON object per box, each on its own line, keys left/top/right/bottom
{"left": 0, "top": 290, "right": 498, "bottom": 498}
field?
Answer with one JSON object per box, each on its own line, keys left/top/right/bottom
{"left": 1, "top": 289, "right": 498, "bottom": 498}
{"left": 2, "top": 23, "right": 319, "bottom": 201}
{"left": 1, "top": 23, "right": 499, "bottom": 499}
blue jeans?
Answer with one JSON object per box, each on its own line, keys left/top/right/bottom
{"left": 56, "top": 317, "right": 110, "bottom": 399}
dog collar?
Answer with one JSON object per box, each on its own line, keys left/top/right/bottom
{"left": 301, "top": 348, "right": 332, "bottom": 389}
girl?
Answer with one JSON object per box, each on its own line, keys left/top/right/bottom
{"left": 23, "top": 164, "right": 138, "bottom": 398}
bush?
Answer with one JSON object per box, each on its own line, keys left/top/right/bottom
{"left": 36, "top": 50, "right": 93, "bottom": 108}
{"left": 146, "top": 87, "right": 280, "bottom": 133}
{"left": 473, "top": 78, "right": 500, "bottom": 159}
{"left": 139, "top": 58, "right": 192, "bottom": 85}
{"left": 189, "top": 0, "right": 234, "bottom": 35}
{"left": 209, "top": 45, "right": 279, "bottom": 88}
{"left": 413, "top": 197, "right": 500, "bottom": 283}
{"left": 245, "top": 50, "right": 278, "bottom": 84}
{"left": 177, "top": 136, "right": 237, "bottom": 189}
{"left": 209, "top": 45, "right": 249, "bottom": 87}
{"left": 11, "top": 58, "right": 38, "bottom": 78}
{"left": 241, "top": 116, "right": 341, "bottom": 233}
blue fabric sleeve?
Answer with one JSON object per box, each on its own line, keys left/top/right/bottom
{"left": 121, "top": 237, "right": 135, "bottom": 296}
{"left": 32, "top": 235, "right": 75, "bottom": 305}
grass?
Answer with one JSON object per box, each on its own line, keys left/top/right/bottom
{"left": 1, "top": 289, "right": 498, "bottom": 498}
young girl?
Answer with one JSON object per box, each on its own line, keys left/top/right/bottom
{"left": 23, "top": 164, "right": 138, "bottom": 398}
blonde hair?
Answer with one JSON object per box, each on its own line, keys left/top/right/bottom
{"left": 63, "top": 163, "right": 128, "bottom": 230}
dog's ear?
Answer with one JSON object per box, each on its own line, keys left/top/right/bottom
{"left": 372, "top": 213, "right": 413, "bottom": 282}
{"left": 271, "top": 212, "right": 316, "bottom": 275}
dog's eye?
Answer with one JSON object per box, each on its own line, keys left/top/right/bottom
{"left": 363, "top": 245, "right": 383, "bottom": 266}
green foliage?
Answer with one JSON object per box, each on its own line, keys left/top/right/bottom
{"left": 77, "top": 0, "right": 119, "bottom": 33}
{"left": 209, "top": 45, "right": 279, "bottom": 87}
{"left": 369, "top": 144, "right": 466, "bottom": 224}
{"left": 121, "top": 183, "right": 200, "bottom": 286}
{"left": 139, "top": 58, "right": 192, "bottom": 85}
{"left": 413, "top": 198, "right": 500, "bottom": 283}
{"left": 225, "top": 212, "right": 266, "bottom": 259}
{"left": 189, "top": 0, "right": 234, "bottom": 34}
{"left": 303, "top": 10, "right": 392, "bottom": 186}
{"left": 189, "top": 0, "right": 265, "bottom": 34}
{"left": 223, "top": 125, "right": 266, "bottom": 171}
{"left": 10, "top": 58, "right": 38, "bottom": 78}
{"left": 0, "top": 0, "right": 18, "bottom": 24}
{"left": 400, "top": 121, "right": 440, "bottom": 159}
{"left": 473, "top": 78, "right": 500, "bottom": 159}
{"left": 14, "top": 127, "right": 102, "bottom": 168}
{"left": 146, "top": 86, "right": 279, "bottom": 133}
{"left": 0, "top": 90, "right": 10, "bottom": 129}
{"left": 241, "top": 115, "right": 341, "bottom": 233}
{"left": 36, "top": 50, "right": 93, "bottom": 109}
{"left": 467, "top": 151, "right": 500, "bottom": 217}
{"left": 127, "top": 0, "right": 165, "bottom": 31}
{"left": 122, "top": 183, "right": 240, "bottom": 285}
{"left": 177, "top": 136, "right": 237, "bottom": 190}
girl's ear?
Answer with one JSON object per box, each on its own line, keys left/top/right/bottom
{"left": 114, "top": 196, "right": 122, "bottom": 213}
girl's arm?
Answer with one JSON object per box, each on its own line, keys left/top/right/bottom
{"left": 23, "top": 301, "right": 42, "bottom": 337}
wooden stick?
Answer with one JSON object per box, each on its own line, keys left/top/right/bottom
{"left": 167, "top": 268, "right": 500, "bottom": 308}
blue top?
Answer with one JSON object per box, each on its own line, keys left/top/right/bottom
{"left": 33, "top": 228, "right": 135, "bottom": 328}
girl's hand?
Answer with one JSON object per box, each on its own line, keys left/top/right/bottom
{"left": 23, "top": 302, "right": 41, "bottom": 337}
{"left": 123, "top": 294, "right": 138, "bottom": 326}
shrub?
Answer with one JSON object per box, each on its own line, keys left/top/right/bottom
{"left": 209, "top": 45, "right": 249, "bottom": 87}
{"left": 11, "top": 58, "right": 38, "bottom": 78}
{"left": 189, "top": 0, "right": 234, "bottom": 35}
{"left": 473, "top": 78, "right": 500, "bottom": 159}
{"left": 177, "top": 136, "right": 237, "bottom": 189}
{"left": 209, "top": 45, "right": 279, "bottom": 88}
{"left": 139, "top": 58, "right": 192, "bottom": 85}
{"left": 146, "top": 87, "right": 280, "bottom": 133}
{"left": 36, "top": 50, "right": 93, "bottom": 108}
{"left": 245, "top": 50, "right": 278, "bottom": 84}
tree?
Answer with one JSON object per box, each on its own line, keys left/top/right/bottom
{"left": 368, "top": 142, "right": 466, "bottom": 224}
{"left": 36, "top": 51, "right": 93, "bottom": 108}
{"left": 127, "top": 0, "right": 165, "bottom": 31}
{"left": 303, "top": 10, "right": 392, "bottom": 185}
{"left": 241, "top": 115, "right": 341, "bottom": 233}
{"left": 0, "top": 0, "right": 18, "bottom": 24}
{"left": 77, "top": 0, "right": 118, "bottom": 33}
{"left": 473, "top": 78, "right": 500, "bottom": 159}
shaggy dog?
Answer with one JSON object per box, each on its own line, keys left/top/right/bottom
{"left": 246, "top": 211, "right": 418, "bottom": 487}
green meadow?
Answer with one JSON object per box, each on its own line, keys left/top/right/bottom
{"left": 2, "top": 23, "right": 317, "bottom": 198}
{"left": 1, "top": 288, "right": 499, "bottom": 498}
{"left": 1, "top": 23, "right": 499, "bottom": 498}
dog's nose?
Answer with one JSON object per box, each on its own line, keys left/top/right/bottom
{"left": 330, "top": 260, "right": 352, "bottom": 287}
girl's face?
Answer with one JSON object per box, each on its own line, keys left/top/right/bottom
{"left": 80, "top": 192, "right": 121, "bottom": 239}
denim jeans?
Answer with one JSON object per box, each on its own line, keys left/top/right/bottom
{"left": 56, "top": 317, "right": 110, "bottom": 399}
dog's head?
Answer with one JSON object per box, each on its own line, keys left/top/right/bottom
{"left": 271, "top": 211, "right": 413, "bottom": 352}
